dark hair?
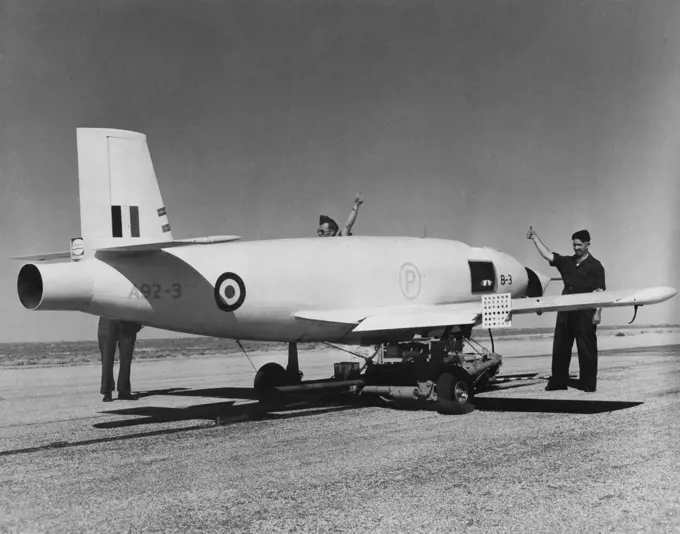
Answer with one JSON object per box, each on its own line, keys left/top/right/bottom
{"left": 319, "top": 215, "right": 339, "bottom": 232}
{"left": 572, "top": 229, "right": 591, "bottom": 242}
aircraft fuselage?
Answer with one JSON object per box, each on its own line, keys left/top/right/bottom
{"left": 18, "top": 236, "right": 535, "bottom": 344}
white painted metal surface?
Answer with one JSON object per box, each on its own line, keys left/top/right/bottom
{"left": 13, "top": 128, "right": 677, "bottom": 346}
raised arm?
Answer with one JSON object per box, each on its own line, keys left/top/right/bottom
{"left": 342, "top": 192, "right": 364, "bottom": 236}
{"left": 526, "top": 226, "right": 555, "bottom": 263}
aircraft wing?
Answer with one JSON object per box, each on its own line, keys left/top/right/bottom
{"left": 294, "top": 286, "right": 676, "bottom": 334}
{"left": 352, "top": 309, "right": 480, "bottom": 332}
{"left": 510, "top": 287, "right": 677, "bottom": 315}
{"left": 294, "top": 303, "right": 482, "bottom": 332}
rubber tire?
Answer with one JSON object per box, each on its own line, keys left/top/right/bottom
{"left": 436, "top": 371, "right": 473, "bottom": 415}
{"left": 254, "top": 362, "right": 288, "bottom": 402}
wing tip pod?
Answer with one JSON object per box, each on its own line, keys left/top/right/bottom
{"left": 616, "top": 286, "right": 677, "bottom": 305}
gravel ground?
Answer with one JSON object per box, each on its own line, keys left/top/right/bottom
{"left": 1, "top": 346, "right": 679, "bottom": 533}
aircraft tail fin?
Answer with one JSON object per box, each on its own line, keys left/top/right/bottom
{"left": 76, "top": 128, "right": 173, "bottom": 253}
{"left": 12, "top": 128, "right": 245, "bottom": 263}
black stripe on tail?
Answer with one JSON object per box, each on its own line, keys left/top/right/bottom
{"left": 111, "top": 206, "right": 122, "bottom": 237}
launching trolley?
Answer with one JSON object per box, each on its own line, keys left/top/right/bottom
{"left": 252, "top": 328, "right": 505, "bottom": 415}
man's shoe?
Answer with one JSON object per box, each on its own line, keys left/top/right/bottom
{"left": 103, "top": 393, "right": 113, "bottom": 402}
{"left": 582, "top": 385, "right": 596, "bottom": 392}
{"left": 545, "top": 381, "right": 568, "bottom": 391}
{"left": 118, "top": 392, "right": 137, "bottom": 400}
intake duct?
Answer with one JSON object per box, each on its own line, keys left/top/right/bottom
{"left": 17, "top": 262, "right": 94, "bottom": 311}
{"left": 524, "top": 267, "right": 550, "bottom": 298}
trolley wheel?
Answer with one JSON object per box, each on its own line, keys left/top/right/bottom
{"left": 254, "top": 362, "right": 288, "bottom": 401}
{"left": 436, "top": 371, "right": 474, "bottom": 415}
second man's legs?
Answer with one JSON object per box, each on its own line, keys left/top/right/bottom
{"left": 549, "top": 312, "right": 575, "bottom": 388}
{"left": 117, "top": 332, "right": 136, "bottom": 398}
{"left": 98, "top": 319, "right": 119, "bottom": 400}
{"left": 575, "top": 310, "right": 598, "bottom": 391}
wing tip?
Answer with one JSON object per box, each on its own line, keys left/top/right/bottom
{"left": 616, "top": 286, "right": 678, "bottom": 305}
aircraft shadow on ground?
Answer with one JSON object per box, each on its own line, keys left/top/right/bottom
{"left": 472, "top": 397, "right": 643, "bottom": 414}
{"left": 94, "top": 394, "right": 364, "bottom": 430}
{"left": 126, "top": 386, "right": 260, "bottom": 401}
{"left": 94, "top": 379, "right": 643, "bottom": 428}
{"left": 147, "top": 386, "right": 260, "bottom": 400}
{"left": 484, "top": 381, "right": 542, "bottom": 393}
{"left": 132, "top": 387, "right": 191, "bottom": 399}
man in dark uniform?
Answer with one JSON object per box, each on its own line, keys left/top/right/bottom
{"left": 98, "top": 317, "right": 144, "bottom": 402}
{"left": 527, "top": 227, "right": 606, "bottom": 392}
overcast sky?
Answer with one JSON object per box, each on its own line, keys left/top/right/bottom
{"left": 1, "top": 0, "right": 678, "bottom": 342}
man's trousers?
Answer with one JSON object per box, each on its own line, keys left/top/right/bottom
{"left": 551, "top": 310, "right": 598, "bottom": 389}
{"left": 98, "top": 318, "right": 137, "bottom": 395}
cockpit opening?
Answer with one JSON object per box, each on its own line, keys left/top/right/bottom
{"left": 469, "top": 261, "right": 496, "bottom": 293}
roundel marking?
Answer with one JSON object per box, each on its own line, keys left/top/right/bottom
{"left": 399, "top": 263, "right": 422, "bottom": 300}
{"left": 214, "top": 272, "right": 246, "bottom": 312}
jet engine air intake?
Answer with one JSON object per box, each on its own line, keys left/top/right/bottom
{"left": 17, "top": 262, "right": 94, "bottom": 312}
{"left": 18, "top": 264, "right": 43, "bottom": 310}
{"left": 524, "top": 267, "right": 545, "bottom": 298}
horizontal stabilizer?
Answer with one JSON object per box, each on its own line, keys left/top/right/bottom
{"left": 94, "top": 235, "right": 242, "bottom": 254}
{"left": 12, "top": 251, "right": 71, "bottom": 262}
{"left": 13, "top": 235, "right": 243, "bottom": 261}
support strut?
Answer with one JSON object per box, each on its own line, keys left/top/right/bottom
{"left": 286, "top": 342, "right": 302, "bottom": 384}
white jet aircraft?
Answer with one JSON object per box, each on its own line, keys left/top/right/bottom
{"left": 14, "top": 128, "right": 677, "bottom": 410}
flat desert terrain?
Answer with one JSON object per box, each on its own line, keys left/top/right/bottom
{"left": 1, "top": 325, "right": 679, "bottom": 533}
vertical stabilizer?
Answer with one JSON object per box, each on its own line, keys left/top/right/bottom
{"left": 76, "top": 128, "right": 173, "bottom": 252}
